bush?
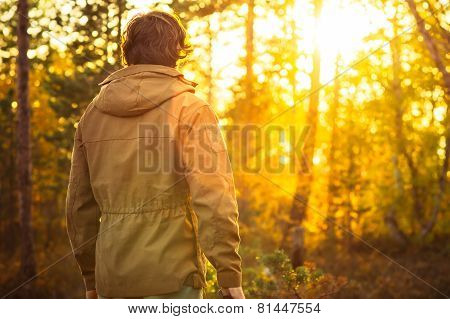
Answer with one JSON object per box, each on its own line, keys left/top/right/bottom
{"left": 243, "top": 250, "right": 347, "bottom": 298}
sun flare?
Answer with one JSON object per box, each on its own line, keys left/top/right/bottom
{"left": 316, "top": 1, "right": 385, "bottom": 80}
{"left": 127, "top": 0, "right": 386, "bottom": 107}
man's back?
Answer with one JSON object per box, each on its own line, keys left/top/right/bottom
{"left": 66, "top": 64, "right": 242, "bottom": 298}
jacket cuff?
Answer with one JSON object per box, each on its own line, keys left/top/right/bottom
{"left": 83, "top": 273, "right": 96, "bottom": 291}
{"left": 217, "top": 270, "right": 242, "bottom": 288}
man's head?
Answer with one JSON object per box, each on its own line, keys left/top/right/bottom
{"left": 121, "top": 11, "right": 191, "bottom": 68}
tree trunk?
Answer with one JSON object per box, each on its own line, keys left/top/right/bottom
{"left": 17, "top": 0, "right": 37, "bottom": 279}
{"left": 423, "top": 0, "right": 450, "bottom": 51}
{"left": 421, "top": 126, "right": 449, "bottom": 237}
{"left": 326, "top": 54, "right": 340, "bottom": 244}
{"left": 245, "top": 0, "right": 254, "bottom": 101}
{"left": 406, "top": 0, "right": 450, "bottom": 95}
{"left": 421, "top": 88, "right": 449, "bottom": 237}
{"left": 343, "top": 106, "right": 356, "bottom": 249}
{"left": 406, "top": 0, "right": 450, "bottom": 236}
{"left": 289, "top": 0, "right": 322, "bottom": 268}
{"left": 386, "top": 14, "right": 409, "bottom": 243}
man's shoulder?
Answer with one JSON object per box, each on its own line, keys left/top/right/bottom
{"left": 168, "top": 91, "right": 212, "bottom": 120}
{"left": 77, "top": 100, "right": 98, "bottom": 127}
{"left": 176, "top": 91, "right": 209, "bottom": 110}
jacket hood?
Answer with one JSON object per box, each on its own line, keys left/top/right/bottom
{"left": 94, "top": 64, "right": 197, "bottom": 117}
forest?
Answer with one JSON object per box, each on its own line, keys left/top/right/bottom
{"left": 0, "top": 0, "right": 449, "bottom": 298}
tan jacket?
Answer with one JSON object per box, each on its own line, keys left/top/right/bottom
{"left": 66, "top": 64, "right": 241, "bottom": 298}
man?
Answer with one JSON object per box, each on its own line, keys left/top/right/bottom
{"left": 66, "top": 11, "right": 244, "bottom": 299}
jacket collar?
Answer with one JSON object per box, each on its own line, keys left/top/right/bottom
{"left": 98, "top": 64, "right": 197, "bottom": 87}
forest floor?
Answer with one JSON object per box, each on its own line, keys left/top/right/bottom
{"left": 1, "top": 239, "right": 449, "bottom": 298}
{"left": 313, "top": 239, "right": 450, "bottom": 298}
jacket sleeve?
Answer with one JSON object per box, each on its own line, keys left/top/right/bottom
{"left": 179, "top": 103, "right": 242, "bottom": 288}
{"left": 66, "top": 123, "right": 100, "bottom": 291}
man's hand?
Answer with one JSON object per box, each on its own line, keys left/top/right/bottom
{"left": 86, "top": 290, "right": 98, "bottom": 299}
{"left": 222, "top": 287, "right": 245, "bottom": 299}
